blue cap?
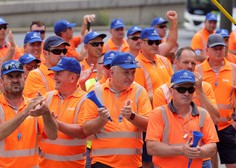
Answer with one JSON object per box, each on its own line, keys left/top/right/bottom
{"left": 151, "top": 17, "right": 168, "bottom": 27}
{"left": 127, "top": 26, "right": 142, "bottom": 37}
{"left": 205, "top": 12, "right": 217, "bottom": 21}
{"left": 44, "top": 36, "right": 70, "bottom": 51}
{"left": 18, "top": 53, "right": 41, "bottom": 64}
{"left": 1, "top": 60, "right": 24, "bottom": 75}
{"left": 0, "top": 18, "right": 8, "bottom": 25}
{"left": 140, "top": 27, "right": 162, "bottom": 40}
{"left": 110, "top": 18, "right": 125, "bottom": 29}
{"left": 54, "top": 19, "right": 76, "bottom": 35}
{"left": 84, "top": 31, "right": 107, "bottom": 44}
{"left": 104, "top": 51, "right": 119, "bottom": 66}
{"left": 111, "top": 52, "right": 140, "bottom": 69}
{"left": 49, "top": 57, "right": 81, "bottom": 74}
{"left": 24, "top": 32, "right": 42, "bottom": 44}
{"left": 216, "top": 28, "right": 229, "bottom": 38}
{"left": 170, "top": 70, "right": 195, "bottom": 87}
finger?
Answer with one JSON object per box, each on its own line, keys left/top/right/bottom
{"left": 125, "top": 100, "right": 131, "bottom": 106}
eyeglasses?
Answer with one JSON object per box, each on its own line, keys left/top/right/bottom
{"left": 128, "top": 36, "right": 140, "bottom": 41}
{"left": 33, "top": 30, "right": 45, "bottom": 34}
{"left": 143, "top": 40, "right": 161, "bottom": 46}
{"left": 1, "top": 62, "right": 23, "bottom": 71}
{"left": 158, "top": 25, "right": 167, "bottom": 29}
{"left": 89, "top": 42, "right": 104, "bottom": 47}
{"left": 0, "top": 24, "right": 7, "bottom": 30}
{"left": 115, "top": 27, "right": 124, "bottom": 31}
{"left": 25, "top": 64, "right": 39, "bottom": 71}
{"left": 172, "top": 86, "right": 195, "bottom": 94}
{"left": 50, "top": 48, "right": 67, "bottom": 55}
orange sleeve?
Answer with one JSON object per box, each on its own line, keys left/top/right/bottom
{"left": 134, "top": 66, "right": 147, "bottom": 90}
{"left": 146, "top": 107, "right": 165, "bottom": 142}
{"left": 229, "top": 31, "right": 236, "bottom": 50}
{"left": 66, "top": 36, "right": 82, "bottom": 60}
{"left": 23, "top": 71, "right": 48, "bottom": 98}
{"left": 13, "top": 45, "right": 23, "bottom": 60}
{"left": 153, "top": 87, "right": 168, "bottom": 108}
{"left": 202, "top": 82, "right": 217, "bottom": 106}
{"left": 191, "top": 33, "right": 203, "bottom": 50}
{"left": 82, "top": 99, "right": 99, "bottom": 124}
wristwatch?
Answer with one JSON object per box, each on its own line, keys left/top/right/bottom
{"left": 130, "top": 112, "right": 136, "bottom": 120}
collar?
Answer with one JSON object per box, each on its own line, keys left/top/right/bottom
{"left": 168, "top": 100, "right": 199, "bottom": 116}
{"left": 203, "top": 57, "right": 232, "bottom": 72}
{"left": 40, "top": 63, "right": 54, "bottom": 76}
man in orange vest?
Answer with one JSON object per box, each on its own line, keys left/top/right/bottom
{"left": 196, "top": 34, "right": 236, "bottom": 168}
{"left": 82, "top": 52, "right": 152, "bottom": 168}
{"left": 191, "top": 12, "right": 217, "bottom": 63}
{"left": 103, "top": 18, "right": 129, "bottom": 53}
{"left": 0, "top": 60, "right": 58, "bottom": 167}
{"left": 38, "top": 57, "right": 87, "bottom": 168}
{"left": 146, "top": 70, "right": 218, "bottom": 168}
{"left": 126, "top": 26, "right": 142, "bottom": 57}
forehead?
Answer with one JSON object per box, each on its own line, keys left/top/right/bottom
{"left": 50, "top": 43, "right": 66, "bottom": 49}
{"left": 4, "top": 71, "right": 24, "bottom": 77}
{"left": 89, "top": 36, "right": 103, "bottom": 42}
{"left": 129, "top": 32, "right": 141, "bottom": 37}
{"left": 179, "top": 50, "right": 196, "bottom": 59}
{"left": 31, "top": 24, "right": 45, "bottom": 30}
{"left": 174, "top": 83, "right": 194, "bottom": 87}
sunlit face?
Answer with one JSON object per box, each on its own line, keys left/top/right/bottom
{"left": 127, "top": 32, "right": 141, "bottom": 52}
{"left": 207, "top": 45, "right": 225, "bottom": 62}
{"left": 174, "top": 50, "right": 197, "bottom": 72}
{"left": 153, "top": 23, "right": 167, "bottom": 38}
{"left": 140, "top": 38, "right": 159, "bottom": 56}
{"left": 61, "top": 27, "right": 73, "bottom": 41}
{"left": 1, "top": 72, "right": 25, "bottom": 96}
{"left": 24, "top": 42, "right": 42, "bottom": 59}
{"left": 0, "top": 24, "right": 7, "bottom": 40}
{"left": 170, "top": 83, "right": 195, "bottom": 106}
{"left": 110, "top": 27, "right": 125, "bottom": 40}
{"left": 86, "top": 37, "right": 104, "bottom": 59}
{"left": 31, "top": 24, "right": 46, "bottom": 40}
{"left": 110, "top": 66, "right": 135, "bottom": 90}
{"left": 53, "top": 70, "right": 75, "bottom": 93}
{"left": 204, "top": 20, "right": 217, "bottom": 33}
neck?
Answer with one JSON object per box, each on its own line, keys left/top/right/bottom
{"left": 109, "top": 80, "right": 127, "bottom": 95}
{"left": 0, "top": 39, "right": 5, "bottom": 46}
{"left": 112, "top": 38, "right": 123, "bottom": 46}
{"left": 86, "top": 57, "right": 98, "bottom": 67}
{"left": 4, "top": 93, "right": 24, "bottom": 110}
{"left": 173, "top": 102, "right": 192, "bottom": 117}
{"left": 208, "top": 59, "right": 224, "bottom": 72}
{"left": 141, "top": 50, "right": 156, "bottom": 62}
{"left": 59, "top": 85, "right": 77, "bottom": 99}
{"left": 129, "top": 49, "right": 139, "bottom": 57}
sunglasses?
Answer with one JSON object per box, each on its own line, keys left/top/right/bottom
{"left": 25, "top": 64, "right": 39, "bottom": 71}
{"left": 89, "top": 42, "right": 104, "bottom": 47}
{"left": 158, "top": 25, "right": 167, "bottom": 29}
{"left": 172, "top": 86, "right": 195, "bottom": 94}
{"left": 143, "top": 40, "right": 161, "bottom": 46}
{"left": 33, "top": 30, "right": 45, "bottom": 34}
{"left": 0, "top": 24, "right": 7, "bottom": 30}
{"left": 1, "top": 62, "right": 23, "bottom": 71}
{"left": 50, "top": 48, "right": 67, "bottom": 55}
{"left": 128, "top": 36, "right": 140, "bottom": 41}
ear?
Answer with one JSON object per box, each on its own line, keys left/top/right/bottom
{"left": 84, "top": 44, "right": 88, "bottom": 50}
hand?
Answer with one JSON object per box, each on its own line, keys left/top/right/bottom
{"left": 182, "top": 137, "right": 201, "bottom": 159}
{"left": 121, "top": 100, "right": 133, "bottom": 120}
{"left": 83, "top": 14, "right": 96, "bottom": 24}
{"left": 98, "top": 107, "right": 110, "bottom": 122}
{"left": 79, "top": 63, "right": 95, "bottom": 84}
{"left": 8, "top": 30, "right": 16, "bottom": 49}
{"left": 166, "top": 10, "right": 178, "bottom": 23}
{"left": 194, "top": 72, "right": 203, "bottom": 92}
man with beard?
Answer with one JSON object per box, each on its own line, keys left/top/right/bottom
{"left": 0, "top": 60, "right": 57, "bottom": 167}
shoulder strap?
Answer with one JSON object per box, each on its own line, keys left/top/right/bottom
{"left": 34, "top": 69, "right": 49, "bottom": 91}
{"left": 73, "top": 95, "right": 87, "bottom": 124}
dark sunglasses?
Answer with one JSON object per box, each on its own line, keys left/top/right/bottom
{"left": 128, "top": 36, "right": 140, "bottom": 41}
{"left": 0, "top": 24, "right": 7, "bottom": 30}
{"left": 143, "top": 40, "right": 161, "bottom": 46}
{"left": 172, "top": 86, "right": 195, "bottom": 94}
{"left": 33, "top": 30, "right": 45, "bottom": 34}
{"left": 158, "top": 25, "right": 167, "bottom": 29}
{"left": 1, "top": 62, "right": 23, "bottom": 71}
{"left": 25, "top": 64, "right": 39, "bottom": 71}
{"left": 89, "top": 42, "right": 104, "bottom": 47}
{"left": 50, "top": 48, "right": 67, "bottom": 55}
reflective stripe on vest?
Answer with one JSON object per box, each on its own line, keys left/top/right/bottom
{"left": 35, "top": 69, "right": 49, "bottom": 91}
{"left": 92, "top": 148, "right": 142, "bottom": 156}
{"left": 198, "top": 32, "right": 207, "bottom": 56}
{"left": 41, "top": 91, "right": 86, "bottom": 161}
{"left": 93, "top": 83, "right": 144, "bottom": 155}
{"left": 160, "top": 84, "right": 171, "bottom": 103}
{"left": 159, "top": 106, "right": 206, "bottom": 144}
{"left": 0, "top": 105, "right": 38, "bottom": 157}
{"left": 41, "top": 153, "right": 84, "bottom": 161}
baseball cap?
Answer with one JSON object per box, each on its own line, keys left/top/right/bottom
{"left": 24, "top": 32, "right": 42, "bottom": 44}
{"left": 216, "top": 28, "right": 229, "bottom": 38}
{"left": 207, "top": 34, "right": 226, "bottom": 48}
{"left": 18, "top": 53, "right": 41, "bottom": 64}
{"left": 110, "top": 18, "right": 125, "bottom": 29}
{"left": 103, "top": 51, "right": 119, "bottom": 66}
{"left": 84, "top": 31, "right": 107, "bottom": 44}
{"left": 54, "top": 19, "right": 76, "bottom": 35}
{"left": 170, "top": 70, "right": 195, "bottom": 87}
{"left": 140, "top": 27, "right": 162, "bottom": 40}
{"left": 205, "top": 12, "right": 217, "bottom": 21}
{"left": 151, "top": 17, "right": 168, "bottom": 27}
{"left": 44, "top": 36, "right": 70, "bottom": 51}
{"left": 49, "top": 57, "right": 81, "bottom": 74}
{"left": 1, "top": 60, "right": 24, "bottom": 76}
{"left": 127, "top": 26, "right": 142, "bottom": 37}
{"left": 0, "top": 18, "right": 8, "bottom": 25}
{"left": 111, "top": 52, "right": 140, "bottom": 69}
